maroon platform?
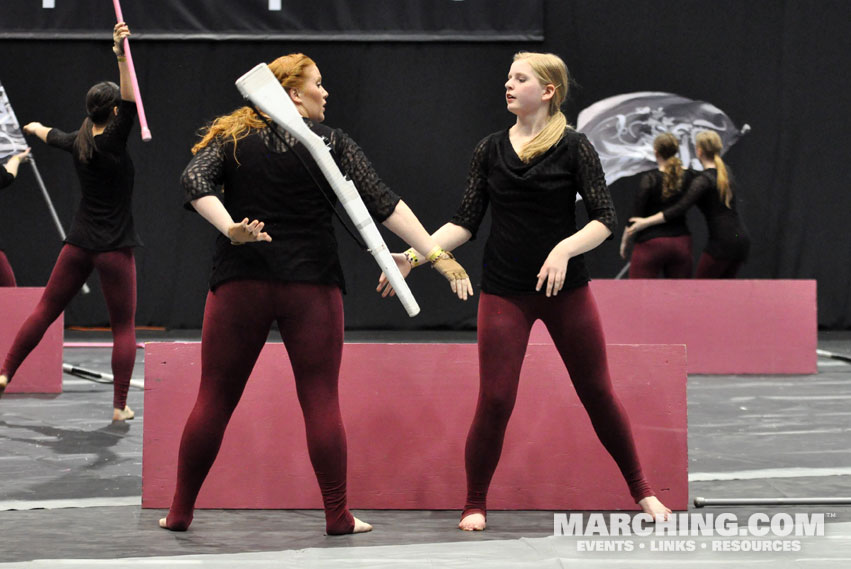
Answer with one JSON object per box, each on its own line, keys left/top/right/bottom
{"left": 143, "top": 342, "right": 687, "bottom": 511}
{"left": 529, "top": 280, "right": 817, "bottom": 374}
{"left": 0, "top": 288, "right": 63, "bottom": 394}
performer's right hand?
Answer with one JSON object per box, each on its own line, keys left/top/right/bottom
{"left": 113, "top": 22, "right": 130, "bottom": 56}
{"left": 227, "top": 218, "right": 272, "bottom": 245}
{"left": 12, "top": 148, "right": 31, "bottom": 163}
{"left": 376, "top": 253, "right": 412, "bottom": 298}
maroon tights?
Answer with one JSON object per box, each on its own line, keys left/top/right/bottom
{"left": 0, "top": 250, "right": 15, "bottom": 286}
{"left": 629, "top": 235, "right": 692, "bottom": 279}
{"left": 695, "top": 252, "right": 743, "bottom": 278}
{"left": 463, "top": 285, "right": 653, "bottom": 518}
{"left": 1, "top": 244, "right": 135, "bottom": 409}
{"left": 164, "top": 280, "right": 355, "bottom": 535}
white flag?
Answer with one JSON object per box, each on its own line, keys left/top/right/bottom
{"left": 0, "top": 80, "right": 28, "bottom": 162}
{"left": 577, "top": 91, "right": 748, "bottom": 186}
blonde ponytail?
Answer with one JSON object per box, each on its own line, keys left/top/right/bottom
{"left": 653, "top": 133, "right": 684, "bottom": 199}
{"left": 517, "top": 112, "right": 567, "bottom": 162}
{"left": 661, "top": 156, "right": 684, "bottom": 199}
{"left": 695, "top": 130, "right": 732, "bottom": 208}
{"left": 714, "top": 155, "right": 731, "bottom": 208}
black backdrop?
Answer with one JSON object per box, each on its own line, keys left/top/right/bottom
{"left": 0, "top": 0, "right": 849, "bottom": 330}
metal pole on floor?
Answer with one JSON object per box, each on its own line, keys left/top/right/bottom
{"left": 63, "top": 342, "right": 145, "bottom": 349}
{"left": 694, "top": 497, "right": 851, "bottom": 507}
{"left": 817, "top": 349, "right": 851, "bottom": 363}
{"left": 62, "top": 363, "right": 144, "bottom": 390}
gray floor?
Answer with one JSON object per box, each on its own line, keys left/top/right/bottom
{"left": 1, "top": 330, "right": 850, "bottom": 567}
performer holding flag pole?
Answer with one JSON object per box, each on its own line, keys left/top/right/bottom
{"left": 0, "top": 148, "right": 30, "bottom": 286}
{"left": 112, "top": 0, "right": 151, "bottom": 141}
{"left": 1, "top": 23, "right": 141, "bottom": 422}
{"left": 1, "top": 82, "right": 89, "bottom": 291}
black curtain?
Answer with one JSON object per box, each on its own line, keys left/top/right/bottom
{"left": 0, "top": 0, "right": 848, "bottom": 329}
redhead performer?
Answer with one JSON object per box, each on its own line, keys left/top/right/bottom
{"left": 0, "top": 148, "right": 31, "bottom": 286}
{"left": 0, "top": 24, "right": 138, "bottom": 421}
{"left": 380, "top": 51, "right": 671, "bottom": 530}
{"left": 628, "top": 130, "right": 750, "bottom": 278}
{"left": 160, "top": 53, "right": 472, "bottom": 536}
{"left": 619, "top": 133, "right": 694, "bottom": 278}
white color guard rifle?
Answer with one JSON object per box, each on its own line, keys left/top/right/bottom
{"left": 235, "top": 63, "right": 420, "bottom": 317}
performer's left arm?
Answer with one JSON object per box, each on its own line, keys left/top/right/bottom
{"left": 537, "top": 134, "right": 616, "bottom": 297}
{"left": 621, "top": 172, "right": 654, "bottom": 259}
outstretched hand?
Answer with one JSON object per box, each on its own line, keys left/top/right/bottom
{"left": 377, "top": 251, "right": 474, "bottom": 301}
{"left": 376, "top": 253, "right": 412, "bottom": 298}
{"left": 431, "top": 252, "right": 474, "bottom": 301}
{"left": 22, "top": 123, "right": 44, "bottom": 135}
{"left": 227, "top": 218, "right": 272, "bottom": 244}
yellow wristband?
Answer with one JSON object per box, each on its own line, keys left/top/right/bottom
{"left": 403, "top": 248, "right": 421, "bottom": 267}
{"left": 426, "top": 246, "right": 445, "bottom": 263}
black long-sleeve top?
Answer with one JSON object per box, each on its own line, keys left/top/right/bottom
{"left": 0, "top": 164, "right": 15, "bottom": 251}
{"left": 0, "top": 166, "right": 14, "bottom": 189}
{"left": 45, "top": 100, "right": 140, "bottom": 250}
{"left": 450, "top": 128, "right": 617, "bottom": 295}
{"left": 181, "top": 119, "right": 400, "bottom": 291}
{"left": 663, "top": 168, "right": 750, "bottom": 261}
{"left": 629, "top": 169, "right": 695, "bottom": 243}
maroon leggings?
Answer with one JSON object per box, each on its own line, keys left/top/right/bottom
{"left": 0, "top": 250, "right": 15, "bottom": 287}
{"left": 695, "top": 252, "right": 743, "bottom": 278}
{"left": 463, "top": 285, "right": 653, "bottom": 517}
{"left": 629, "top": 235, "right": 692, "bottom": 279}
{"left": 1, "top": 244, "right": 135, "bottom": 409}
{"left": 165, "top": 280, "right": 354, "bottom": 535}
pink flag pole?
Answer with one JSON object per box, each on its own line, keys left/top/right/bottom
{"left": 112, "top": 0, "right": 151, "bottom": 141}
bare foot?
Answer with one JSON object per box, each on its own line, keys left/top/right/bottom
{"left": 352, "top": 516, "right": 373, "bottom": 533}
{"left": 459, "top": 512, "right": 486, "bottom": 531}
{"left": 0, "top": 374, "right": 8, "bottom": 398}
{"left": 159, "top": 517, "right": 190, "bottom": 531}
{"left": 113, "top": 405, "right": 135, "bottom": 421}
{"left": 639, "top": 496, "right": 672, "bottom": 521}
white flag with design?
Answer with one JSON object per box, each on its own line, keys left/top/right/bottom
{"left": 0, "top": 80, "right": 28, "bottom": 162}
{"left": 577, "top": 91, "right": 749, "bottom": 186}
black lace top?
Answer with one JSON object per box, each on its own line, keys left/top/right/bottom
{"left": 629, "top": 169, "right": 695, "bottom": 243}
{"left": 663, "top": 168, "right": 750, "bottom": 261}
{"left": 451, "top": 127, "right": 617, "bottom": 295}
{"left": 46, "top": 100, "right": 139, "bottom": 251}
{"left": 181, "top": 118, "right": 400, "bottom": 291}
